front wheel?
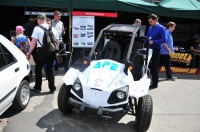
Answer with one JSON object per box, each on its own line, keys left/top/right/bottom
{"left": 135, "top": 95, "right": 153, "bottom": 132}
{"left": 57, "top": 83, "right": 73, "bottom": 114}
{"left": 12, "top": 80, "right": 30, "bottom": 111}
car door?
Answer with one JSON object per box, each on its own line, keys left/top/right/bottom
{"left": 0, "top": 42, "right": 19, "bottom": 115}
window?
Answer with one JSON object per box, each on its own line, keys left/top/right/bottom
{"left": 0, "top": 43, "right": 16, "bottom": 70}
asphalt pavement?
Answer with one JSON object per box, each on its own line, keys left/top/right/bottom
{"left": 0, "top": 66, "right": 200, "bottom": 132}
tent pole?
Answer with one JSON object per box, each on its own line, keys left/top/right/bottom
{"left": 68, "top": 11, "right": 72, "bottom": 52}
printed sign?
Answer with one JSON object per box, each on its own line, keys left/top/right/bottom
{"left": 72, "top": 11, "right": 117, "bottom": 18}
{"left": 72, "top": 16, "right": 95, "bottom": 48}
{"left": 93, "top": 61, "right": 119, "bottom": 71}
{"left": 159, "top": 66, "right": 198, "bottom": 75}
{"left": 24, "top": 11, "right": 68, "bottom": 16}
{"left": 171, "top": 52, "right": 192, "bottom": 64}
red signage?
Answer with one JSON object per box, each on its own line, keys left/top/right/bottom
{"left": 72, "top": 11, "right": 117, "bottom": 18}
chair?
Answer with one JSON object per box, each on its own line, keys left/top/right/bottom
{"left": 128, "top": 41, "right": 144, "bottom": 81}
{"left": 100, "top": 40, "right": 121, "bottom": 62}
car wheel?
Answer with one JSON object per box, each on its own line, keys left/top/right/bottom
{"left": 12, "top": 80, "right": 30, "bottom": 111}
{"left": 57, "top": 83, "right": 73, "bottom": 114}
{"left": 135, "top": 95, "right": 153, "bottom": 132}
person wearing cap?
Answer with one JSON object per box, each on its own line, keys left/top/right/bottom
{"left": 11, "top": 25, "right": 30, "bottom": 55}
{"left": 26, "top": 13, "right": 59, "bottom": 93}
{"left": 52, "top": 10, "right": 68, "bottom": 73}
{"left": 133, "top": 19, "right": 141, "bottom": 26}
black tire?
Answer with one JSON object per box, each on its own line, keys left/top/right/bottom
{"left": 57, "top": 83, "right": 73, "bottom": 114}
{"left": 135, "top": 95, "right": 153, "bottom": 132}
{"left": 12, "top": 80, "right": 30, "bottom": 111}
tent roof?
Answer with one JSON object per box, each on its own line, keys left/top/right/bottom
{"left": 0, "top": 0, "right": 70, "bottom": 9}
{"left": 159, "top": 0, "right": 199, "bottom": 10}
{"left": 191, "top": 0, "right": 200, "bottom": 9}
{"left": 117, "top": 0, "right": 158, "bottom": 14}
{"left": 1, "top": 0, "right": 200, "bottom": 19}
{"left": 158, "top": 0, "right": 200, "bottom": 19}
{"left": 71, "top": 0, "right": 117, "bottom": 10}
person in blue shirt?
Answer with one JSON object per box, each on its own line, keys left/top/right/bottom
{"left": 146, "top": 14, "right": 166, "bottom": 89}
{"left": 160, "top": 22, "right": 177, "bottom": 81}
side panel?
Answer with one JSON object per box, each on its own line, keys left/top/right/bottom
{"left": 129, "top": 77, "right": 150, "bottom": 98}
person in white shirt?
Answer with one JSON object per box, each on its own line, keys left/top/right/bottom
{"left": 52, "top": 11, "right": 68, "bottom": 73}
{"left": 26, "top": 13, "right": 59, "bottom": 93}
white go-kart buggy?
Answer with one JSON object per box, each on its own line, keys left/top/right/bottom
{"left": 58, "top": 24, "right": 153, "bottom": 132}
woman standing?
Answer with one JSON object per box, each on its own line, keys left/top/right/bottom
{"left": 11, "top": 25, "right": 30, "bottom": 55}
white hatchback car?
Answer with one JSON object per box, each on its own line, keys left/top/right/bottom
{"left": 0, "top": 34, "right": 31, "bottom": 116}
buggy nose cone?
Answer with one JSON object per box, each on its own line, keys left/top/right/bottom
{"left": 68, "top": 97, "right": 125, "bottom": 118}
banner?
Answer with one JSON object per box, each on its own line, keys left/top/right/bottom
{"left": 159, "top": 66, "right": 200, "bottom": 75}
{"left": 72, "top": 11, "right": 117, "bottom": 18}
{"left": 24, "top": 11, "right": 68, "bottom": 16}
{"left": 171, "top": 52, "right": 192, "bottom": 65}
{"left": 159, "top": 51, "right": 200, "bottom": 75}
{"left": 72, "top": 16, "right": 95, "bottom": 48}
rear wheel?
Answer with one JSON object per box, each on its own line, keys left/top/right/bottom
{"left": 57, "top": 83, "right": 73, "bottom": 114}
{"left": 135, "top": 95, "right": 153, "bottom": 132}
{"left": 12, "top": 80, "right": 30, "bottom": 111}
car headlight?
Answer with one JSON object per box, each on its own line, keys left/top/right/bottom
{"left": 116, "top": 91, "right": 126, "bottom": 100}
{"left": 107, "top": 85, "right": 129, "bottom": 104}
{"left": 73, "top": 83, "right": 81, "bottom": 91}
{"left": 72, "top": 78, "right": 83, "bottom": 98}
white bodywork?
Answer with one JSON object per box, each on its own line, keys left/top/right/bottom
{"left": 0, "top": 35, "right": 31, "bottom": 116}
{"left": 63, "top": 49, "right": 152, "bottom": 108}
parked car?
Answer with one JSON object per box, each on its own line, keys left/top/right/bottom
{"left": 0, "top": 34, "right": 31, "bottom": 116}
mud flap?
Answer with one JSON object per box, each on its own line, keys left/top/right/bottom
{"left": 129, "top": 78, "right": 150, "bottom": 98}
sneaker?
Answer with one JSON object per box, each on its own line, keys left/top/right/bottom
{"left": 49, "top": 89, "right": 55, "bottom": 93}
{"left": 149, "top": 83, "right": 158, "bottom": 89}
{"left": 49, "top": 87, "right": 56, "bottom": 93}
{"left": 30, "top": 87, "right": 41, "bottom": 92}
{"left": 167, "top": 76, "right": 177, "bottom": 81}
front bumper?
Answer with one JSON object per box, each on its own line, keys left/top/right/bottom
{"left": 68, "top": 97, "right": 127, "bottom": 118}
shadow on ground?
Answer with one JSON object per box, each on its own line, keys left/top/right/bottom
{"left": 158, "top": 73, "right": 200, "bottom": 80}
{"left": 36, "top": 109, "right": 138, "bottom": 132}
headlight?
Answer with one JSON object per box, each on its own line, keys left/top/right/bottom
{"left": 116, "top": 91, "right": 125, "bottom": 99}
{"left": 72, "top": 78, "right": 83, "bottom": 98}
{"left": 73, "top": 83, "right": 81, "bottom": 91}
{"left": 107, "top": 85, "right": 129, "bottom": 104}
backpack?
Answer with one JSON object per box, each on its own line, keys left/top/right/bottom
{"left": 15, "top": 35, "right": 30, "bottom": 54}
{"left": 37, "top": 25, "right": 59, "bottom": 56}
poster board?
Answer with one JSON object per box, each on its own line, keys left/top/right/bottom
{"left": 72, "top": 16, "right": 95, "bottom": 48}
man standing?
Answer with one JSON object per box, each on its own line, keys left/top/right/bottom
{"left": 146, "top": 14, "right": 166, "bottom": 89}
{"left": 26, "top": 13, "right": 59, "bottom": 93}
{"left": 23, "top": 15, "right": 37, "bottom": 40}
{"left": 133, "top": 19, "right": 141, "bottom": 26}
{"left": 160, "top": 22, "right": 177, "bottom": 81}
{"left": 52, "top": 11, "right": 68, "bottom": 73}
{"left": 23, "top": 15, "right": 37, "bottom": 61}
